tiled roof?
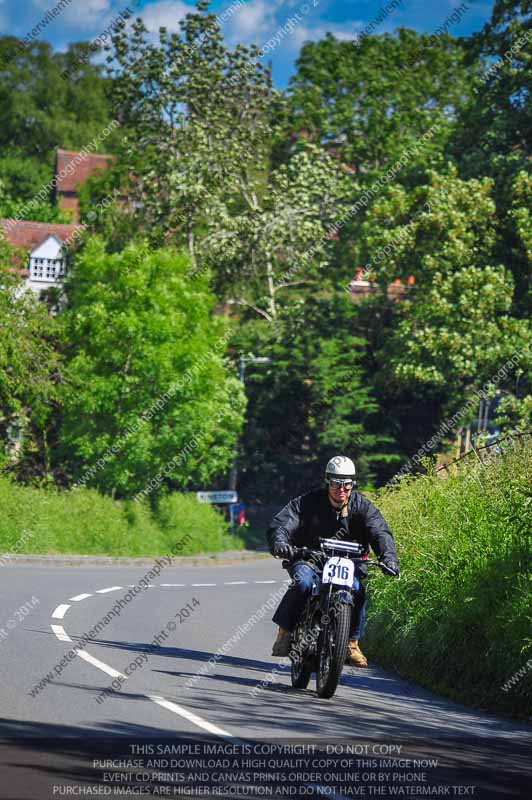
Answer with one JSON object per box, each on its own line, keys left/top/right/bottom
{"left": 55, "top": 148, "right": 115, "bottom": 193}
{"left": 0, "top": 219, "right": 86, "bottom": 251}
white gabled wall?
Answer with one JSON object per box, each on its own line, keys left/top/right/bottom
{"left": 28, "top": 235, "right": 66, "bottom": 292}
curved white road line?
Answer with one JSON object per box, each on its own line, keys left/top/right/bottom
{"left": 51, "top": 624, "right": 71, "bottom": 642}
{"left": 70, "top": 593, "right": 92, "bottom": 601}
{"left": 49, "top": 583, "right": 239, "bottom": 739}
{"left": 52, "top": 604, "right": 71, "bottom": 619}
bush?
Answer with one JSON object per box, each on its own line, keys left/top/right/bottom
{"left": 0, "top": 479, "right": 244, "bottom": 556}
{"left": 365, "top": 436, "right": 532, "bottom": 717}
{"left": 155, "top": 494, "right": 245, "bottom": 555}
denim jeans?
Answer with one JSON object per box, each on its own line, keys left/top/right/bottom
{"left": 272, "top": 561, "right": 366, "bottom": 641}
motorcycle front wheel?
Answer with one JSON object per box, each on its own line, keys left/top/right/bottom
{"left": 291, "top": 654, "right": 313, "bottom": 689}
{"left": 316, "top": 602, "right": 350, "bottom": 699}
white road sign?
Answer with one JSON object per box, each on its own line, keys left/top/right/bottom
{"left": 196, "top": 491, "right": 238, "bottom": 504}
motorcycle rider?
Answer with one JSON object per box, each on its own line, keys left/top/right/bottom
{"left": 267, "top": 455, "right": 400, "bottom": 666}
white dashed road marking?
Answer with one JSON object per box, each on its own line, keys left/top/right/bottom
{"left": 51, "top": 624, "right": 71, "bottom": 642}
{"left": 52, "top": 604, "right": 71, "bottom": 619}
{"left": 77, "top": 650, "right": 126, "bottom": 680}
{"left": 48, "top": 578, "right": 280, "bottom": 739}
{"left": 149, "top": 695, "right": 233, "bottom": 737}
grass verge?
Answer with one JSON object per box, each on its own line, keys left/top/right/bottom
{"left": 0, "top": 479, "right": 245, "bottom": 557}
{"left": 365, "top": 436, "right": 532, "bottom": 718}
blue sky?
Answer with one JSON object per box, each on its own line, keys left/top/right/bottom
{"left": 1, "top": 0, "right": 495, "bottom": 86}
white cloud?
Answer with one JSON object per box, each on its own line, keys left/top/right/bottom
{"left": 34, "top": 0, "right": 112, "bottom": 28}
{"left": 140, "top": 0, "right": 191, "bottom": 32}
{"left": 291, "top": 22, "right": 359, "bottom": 51}
{"left": 224, "top": 1, "right": 361, "bottom": 54}
{"left": 225, "top": 0, "right": 283, "bottom": 45}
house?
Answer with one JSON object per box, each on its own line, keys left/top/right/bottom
{"left": 53, "top": 148, "right": 115, "bottom": 221}
{"left": 348, "top": 268, "right": 416, "bottom": 302}
{"left": 0, "top": 220, "right": 86, "bottom": 295}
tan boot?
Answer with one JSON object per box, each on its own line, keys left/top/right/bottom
{"left": 345, "top": 640, "right": 368, "bottom": 667}
{"left": 271, "top": 628, "right": 291, "bottom": 656}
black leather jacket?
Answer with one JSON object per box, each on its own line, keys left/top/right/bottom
{"left": 266, "top": 487, "right": 399, "bottom": 576}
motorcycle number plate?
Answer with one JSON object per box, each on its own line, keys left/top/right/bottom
{"left": 322, "top": 557, "right": 354, "bottom": 587}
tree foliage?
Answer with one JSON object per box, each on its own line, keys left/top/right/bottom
{"left": 106, "top": 5, "right": 274, "bottom": 268}
{"left": 0, "top": 0, "right": 530, "bottom": 503}
{"left": 283, "top": 29, "right": 477, "bottom": 178}
{"left": 0, "top": 37, "right": 120, "bottom": 160}
{"left": 358, "top": 168, "right": 530, "bottom": 408}
{"left": 0, "top": 242, "right": 62, "bottom": 478}
{"left": 0, "top": 177, "right": 73, "bottom": 223}
{"left": 58, "top": 238, "right": 245, "bottom": 497}
{"left": 235, "top": 295, "right": 398, "bottom": 502}
{"left": 202, "top": 146, "right": 349, "bottom": 319}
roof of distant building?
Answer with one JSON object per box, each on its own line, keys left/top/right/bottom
{"left": 0, "top": 219, "right": 86, "bottom": 252}
{"left": 55, "top": 148, "right": 115, "bottom": 193}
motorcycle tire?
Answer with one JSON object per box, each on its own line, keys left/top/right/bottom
{"left": 316, "top": 601, "right": 351, "bottom": 699}
{"left": 291, "top": 654, "right": 313, "bottom": 689}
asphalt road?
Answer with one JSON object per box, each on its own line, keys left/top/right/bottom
{"left": 0, "top": 559, "right": 530, "bottom": 799}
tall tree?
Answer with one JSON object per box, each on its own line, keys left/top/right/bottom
{"left": 201, "top": 146, "right": 349, "bottom": 319}
{"left": 234, "top": 294, "right": 399, "bottom": 504}
{"left": 452, "top": 0, "right": 532, "bottom": 315}
{"left": 358, "top": 169, "right": 531, "bottom": 409}
{"left": 282, "top": 29, "right": 477, "bottom": 178}
{"left": 106, "top": 1, "right": 274, "bottom": 269}
{"left": 0, "top": 178, "right": 73, "bottom": 223}
{"left": 0, "top": 239, "right": 62, "bottom": 479}
{"left": 58, "top": 238, "right": 245, "bottom": 498}
{"left": 454, "top": 0, "right": 531, "bottom": 178}
{"left": 0, "top": 37, "right": 120, "bottom": 161}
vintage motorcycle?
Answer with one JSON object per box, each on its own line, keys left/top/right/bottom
{"left": 284, "top": 538, "right": 395, "bottom": 699}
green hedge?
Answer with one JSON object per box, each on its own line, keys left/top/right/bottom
{"left": 365, "top": 437, "right": 532, "bottom": 718}
{"left": 0, "top": 479, "right": 244, "bottom": 557}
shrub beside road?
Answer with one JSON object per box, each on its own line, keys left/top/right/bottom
{"left": 365, "top": 438, "right": 532, "bottom": 717}
{"left": 0, "top": 479, "right": 244, "bottom": 557}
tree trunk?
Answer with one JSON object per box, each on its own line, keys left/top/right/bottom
{"left": 265, "top": 260, "right": 276, "bottom": 319}
{"left": 188, "top": 228, "right": 197, "bottom": 272}
{"left": 42, "top": 425, "right": 51, "bottom": 481}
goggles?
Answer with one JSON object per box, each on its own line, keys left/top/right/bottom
{"left": 327, "top": 478, "right": 354, "bottom": 490}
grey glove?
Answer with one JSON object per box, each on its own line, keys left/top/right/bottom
{"left": 381, "top": 559, "right": 400, "bottom": 577}
{"left": 273, "top": 541, "right": 292, "bottom": 559}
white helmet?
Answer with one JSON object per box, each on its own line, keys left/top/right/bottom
{"left": 325, "top": 455, "right": 356, "bottom": 480}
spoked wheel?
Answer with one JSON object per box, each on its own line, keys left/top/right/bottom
{"left": 316, "top": 602, "right": 351, "bottom": 699}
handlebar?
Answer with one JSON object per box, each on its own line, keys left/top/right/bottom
{"left": 278, "top": 545, "right": 399, "bottom": 576}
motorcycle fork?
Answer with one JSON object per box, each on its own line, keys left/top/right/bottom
{"left": 320, "top": 582, "right": 333, "bottom": 624}
{"left": 290, "top": 597, "right": 313, "bottom": 664}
